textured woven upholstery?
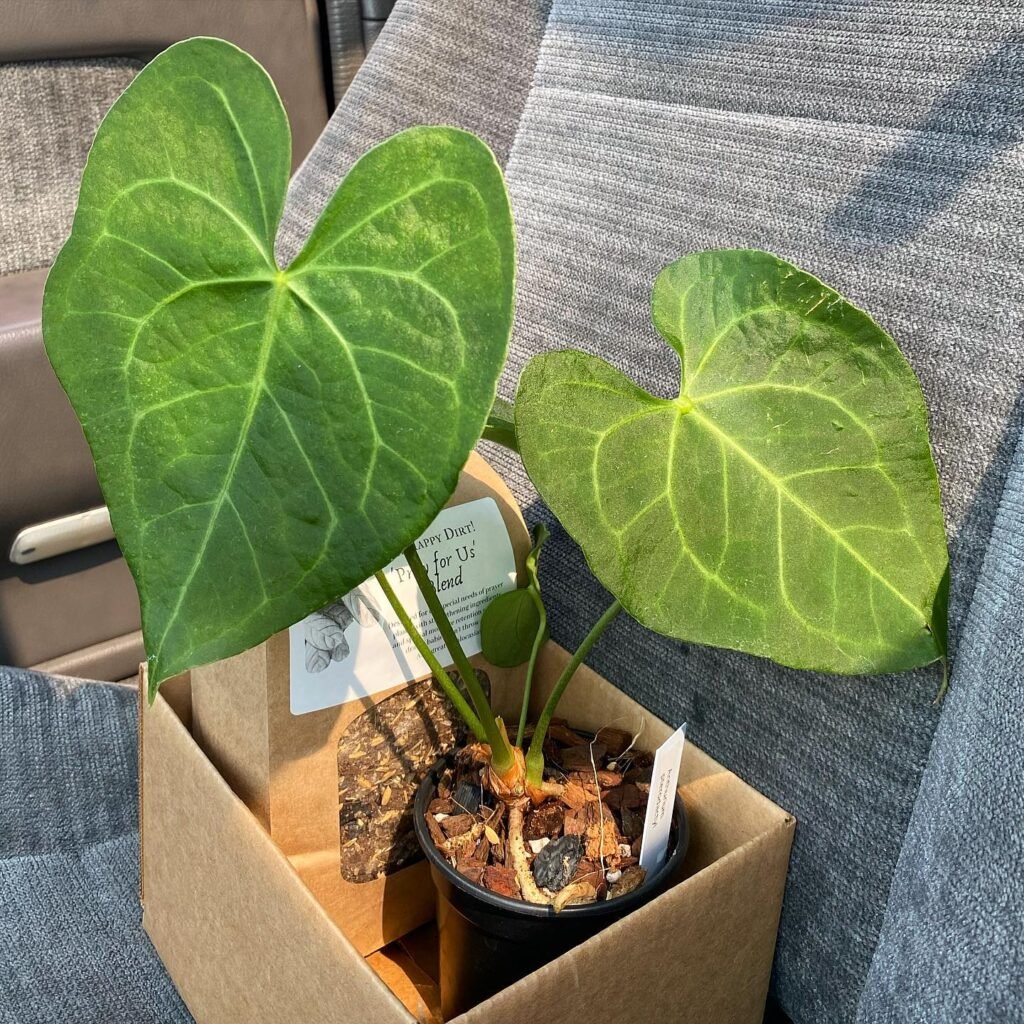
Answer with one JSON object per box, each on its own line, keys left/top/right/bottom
{"left": 0, "top": 669, "right": 189, "bottom": 1024}
{"left": 3, "top": 3, "right": 1023, "bottom": 1022}
{"left": 856, "top": 436, "right": 1024, "bottom": 1022}
{"left": 0, "top": 59, "right": 141, "bottom": 276}
{"left": 280, "top": 2, "right": 1024, "bottom": 1020}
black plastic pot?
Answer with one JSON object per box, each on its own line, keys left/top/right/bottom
{"left": 413, "top": 756, "right": 689, "bottom": 1018}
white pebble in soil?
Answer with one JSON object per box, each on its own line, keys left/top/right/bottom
{"left": 606, "top": 869, "right": 622, "bottom": 884}
{"left": 528, "top": 837, "right": 550, "bottom": 854}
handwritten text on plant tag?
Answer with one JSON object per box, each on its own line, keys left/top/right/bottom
{"left": 638, "top": 725, "right": 687, "bottom": 873}
{"left": 289, "top": 497, "right": 516, "bottom": 715}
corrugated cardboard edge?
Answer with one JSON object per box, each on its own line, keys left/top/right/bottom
{"left": 192, "top": 643, "right": 272, "bottom": 828}
{"left": 141, "top": 643, "right": 795, "bottom": 1023}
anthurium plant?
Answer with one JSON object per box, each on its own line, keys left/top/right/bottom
{"left": 45, "top": 38, "right": 949, "bottom": 909}
{"left": 469, "top": 250, "right": 949, "bottom": 902}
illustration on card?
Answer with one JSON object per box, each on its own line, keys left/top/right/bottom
{"left": 303, "top": 587, "right": 384, "bottom": 673}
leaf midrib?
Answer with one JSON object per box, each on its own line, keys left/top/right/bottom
{"left": 151, "top": 282, "right": 288, "bottom": 670}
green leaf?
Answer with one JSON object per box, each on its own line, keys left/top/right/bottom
{"left": 515, "top": 250, "right": 948, "bottom": 675}
{"left": 480, "top": 589, "right": 542, "bottom": 667}
{"left": 42, "top": 38, "right": 515, "bottom": 690}
{"left": 480, "top": 522, "right": 548, "bottom": 667}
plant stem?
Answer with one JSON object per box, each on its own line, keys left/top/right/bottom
{"left": 525, "top": 598, "right": 623, "bottom": 787}
{"left": 482, "top": 395, "right": 518, "bottom": 452}
{"left": 515, "top": 588, "right": 547, "bottom": 748}
{"left": 374, "top": 569, "right": 486, "bottom": 742}
{"left": 403, "top": 544, "right": 516, "bottom": 774}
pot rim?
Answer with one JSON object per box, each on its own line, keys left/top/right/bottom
{"left": 413, "top": 752, "right": 689, "bottom": 920}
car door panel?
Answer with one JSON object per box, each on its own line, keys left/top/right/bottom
{"left": 0, "top": 1, "right": 330, "bottom": 677}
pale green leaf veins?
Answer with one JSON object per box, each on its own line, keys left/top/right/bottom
{"left": 43, "top": 38, "right": 515, "bottom": 690}
{"left": 515, "top": 250, "right": 948, "bottom": 675}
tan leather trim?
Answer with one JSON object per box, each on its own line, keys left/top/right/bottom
{"left": 0, "top": 273, "right": 144, "bottom": 671}
{"left": 0, "top": 266, "right": 47, "bottom": 331}
{"left": 0, "top": 270, "right": 104, "bottom": 558}
{"left": 1, "top": 542, "right": 142, "bottom": 669}
{"left": 33, "top": 628, "right": 145, "bottom": 682}
{"left": 1, "top": 0, "right": 328, "bottom": 166}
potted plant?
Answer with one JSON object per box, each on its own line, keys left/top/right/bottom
{"left": 398, "top": 253, "right": 949, "bottom": 1014}
{"left": 43, "top": 37, "right": 949, "bottom": 1019}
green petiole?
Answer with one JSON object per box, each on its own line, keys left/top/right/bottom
{"left": 403, "top": 544, "right": 516, "bottom": 775}
{"left": 525, "top": 598, "right": 623, "bottom": 788}
{"left": 373, "top": 569, "right": 486, "bottom": 743}
{"left": 515, "top": 522, "right": 550, "bottom": 747}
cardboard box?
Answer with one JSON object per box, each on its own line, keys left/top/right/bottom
{"left": 140, "top": 644, "right": 795, "bottom": 1023}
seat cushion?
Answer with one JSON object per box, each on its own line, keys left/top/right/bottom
{"left": 857, "top": 431, "right": 1024, "bottom": 1022}
{"left": 0, "top": 58, "right": 140, "bottom": 277}
{"left": 0, "top": 668, "right": 190, "bottom": 1024}
{"left": 280, "top": 2, "right": 1024, "bottom": 1020}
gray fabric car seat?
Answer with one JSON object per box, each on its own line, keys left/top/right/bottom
{"left": 859, "top": 392, "right": 1024, "bottom": 1023}
{"left": 2, "top": 3, "right": 1022, "bottom": 1023}
{"left": 279, "top": 2, "right": 1024, "bottom": 1020}
{"left": 0, "top": 668, "right": 189, "bottom": 1024}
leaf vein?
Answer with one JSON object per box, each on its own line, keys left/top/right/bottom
{"left": 205, "top": 80, "right": 272, "bottom": 239}
{"left": 689, "top": 303, "right": 780, "bottom": 388}
{"left": 106, "top": 176, "right": 272, "bottom": 266}
{"left": 694, "top": 407, "right": 925, "bottom": 624}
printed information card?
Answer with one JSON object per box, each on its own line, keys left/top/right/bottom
{"left": 289, "top": 497, "right": 516, "bottom": 715}
{"left": 638, "top": 724, "right": 687, "bottom": 873}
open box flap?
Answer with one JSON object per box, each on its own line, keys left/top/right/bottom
{"left": 140, "top": 645, "right": 794, "bottom": 1023}
{"left": 141, "top": 680, "right": 415, "bottom": 1024}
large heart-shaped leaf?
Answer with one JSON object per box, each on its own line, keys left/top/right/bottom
{"left": 516, "top": 250, "right": 948, "bottom": 675}
{"left": 43, "top": 38, "right": 515, "bottom": 689}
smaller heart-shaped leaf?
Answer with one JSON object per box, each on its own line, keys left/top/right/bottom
{"left": 515, "top": 250, "right": 948, "bottom": 676}
{"left": 481, "top": 523, "right": 548, "bottom": 667}
{"left": 481, "top": 590, "right": 541, "bottom": 667}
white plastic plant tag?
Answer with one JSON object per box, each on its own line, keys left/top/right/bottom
{"left": 288, "top": 496, "right": 516, "bottom": 715}
{"left": 638, "top": 724, "right": 687, "bottom": 873}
